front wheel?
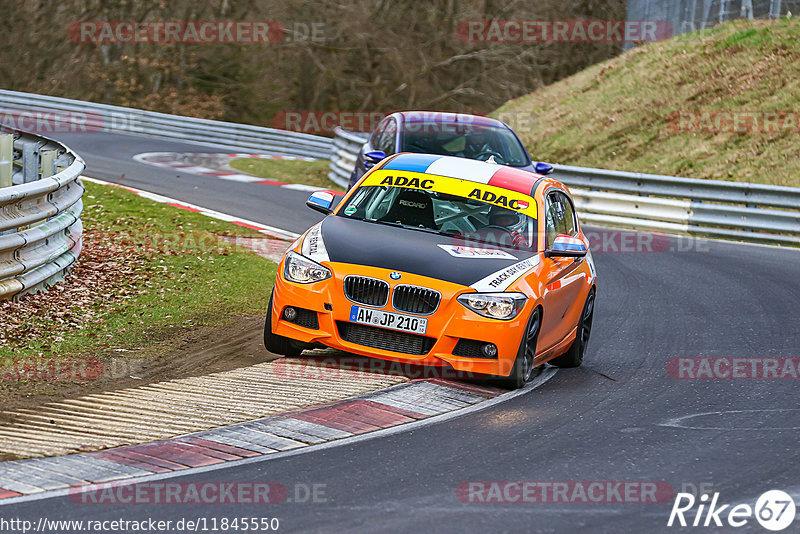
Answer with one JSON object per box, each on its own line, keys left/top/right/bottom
{"left": 499, "top": 308, "right": 541, "bottom": 389}
{"left": 549, "top": 289, "right": 595, "bottom": 368}
{"left": 264, "top": 294, "right": 304, "bottom": 357}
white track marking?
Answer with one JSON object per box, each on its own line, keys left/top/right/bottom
{"left": 81, "top": 176, "right": 301, "bottom": 240}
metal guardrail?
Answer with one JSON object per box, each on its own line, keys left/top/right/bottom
{"left": 557, "top": 165, "right": 800, "bottom": 245}
{"left": 330, "top": 127, "right": 800, "bottom": 246}
{"left": 0, "top": 89, "right": 333, "bottom": 160}
{"left": 328, "top": 127, "right": 368, "bottom": 188}
{"left": 0, "top": 131, "right": 85, "bottom": 300}
{"left": 626, "top": 0, "right": 789, "bottom": 44}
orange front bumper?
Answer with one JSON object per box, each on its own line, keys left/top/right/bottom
{"left": 271, "top": 261, "right": 532, "bottom": 377}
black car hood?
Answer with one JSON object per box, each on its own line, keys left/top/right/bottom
{"left": 319, "top": 215, "right": 536, "bottom": 288}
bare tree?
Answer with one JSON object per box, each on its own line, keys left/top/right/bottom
{"left": 0, "top": 0, "right": 626, "bottom": 126}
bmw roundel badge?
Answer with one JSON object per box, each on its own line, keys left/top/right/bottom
{"left": 390, "top": 272, "right": 402, "bottom": 280}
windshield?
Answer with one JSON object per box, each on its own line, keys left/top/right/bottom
{"left": 338, "top": 185, "right": 538, "bottom": 251}
{"left": 400, "top": 122, "right": 530, "bottom": 167}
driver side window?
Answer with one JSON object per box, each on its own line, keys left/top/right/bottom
{"left": 370, "top": 120, "right": 388, "bottom": 150}
{"left": 545, "top": 191, "right": 578, "bottom": 246}
{"left": 558, "top": 192, "right": 577, "bottom": 236}
{"left": 377, "top": 118, "right": 397, "bottom": 155}
{"left": 545, "top": 194, "right": 564, "bottom": 246}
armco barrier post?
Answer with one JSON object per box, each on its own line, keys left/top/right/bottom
{"left": 40, "top": 149, "right": 56, "bottom": 178}
{"left": 21, "top": 140, "right": 39, "bottom": 183}
{"left": 0, "top": 134, "right": 12, "bottom": 187}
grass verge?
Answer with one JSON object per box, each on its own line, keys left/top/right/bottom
{"left": 494, "top": 18, "right": 800, "bottom": 187}
{"left": 229, "top": 158, "right": 344, "bottom": 191}
{"left": 0, "top": 181, "right": 278, "bottom": 398}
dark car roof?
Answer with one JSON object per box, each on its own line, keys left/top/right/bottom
{"left": 395, "top": 111, "right": 508, "bottom": 129}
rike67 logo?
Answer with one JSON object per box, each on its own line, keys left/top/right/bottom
{"left": 668, "top": 490, "right": 796, "bottom": 531}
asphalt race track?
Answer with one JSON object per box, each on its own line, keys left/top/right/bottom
{"left": 5, "top": 131, "right": 799, "bottom": 533}
{"left": 56, "top": 132, "right": 326, "bottom": 234}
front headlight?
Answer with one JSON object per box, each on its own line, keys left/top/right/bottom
{"left": 457, "top": 292, "right": 527, "bottom": 320}
{"left": 283, "top": 251, "right": 331, "bottom": 284}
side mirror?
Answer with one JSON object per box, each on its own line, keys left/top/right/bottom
{"left": 535, "top": 162, "right": 554, "bottom": 175}
{"left": 306, "top": 191, "right": 336, "bottom": 215}
{"left": 363, "top": 150, "right": 387, "bottom": 169}
{"left": 547, "top": 234, "right": 588, "bottom": 258}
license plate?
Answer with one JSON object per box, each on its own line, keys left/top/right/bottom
{"left": 349, "top": 305, "right": 428, "bottom": 335}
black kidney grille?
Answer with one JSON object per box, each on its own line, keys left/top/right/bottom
{"left": 344, "top": 276, "right": 390, "bottom": 307}
{"left": 337, "top": 322, "right": 436, "bottom": 355}
{"left": 392, "top": 285, "right": 440, "bottom": 315}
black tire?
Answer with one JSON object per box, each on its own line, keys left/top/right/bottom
{"left": 263, "top": 294, "right": 304, "bottom": 357}
{"left": 549, "top": 289, "right": 595, "bottom": 368}
{"left": 500, "top": 308, "right": 542, "bottom": 389}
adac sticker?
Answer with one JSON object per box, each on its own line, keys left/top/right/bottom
{"left": 361, "top": 170, "right": 537, "bottom": 218}
{"left": 437, "top": 244, "right": 518, "bottom": 260}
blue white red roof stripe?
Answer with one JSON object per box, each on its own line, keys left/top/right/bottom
{"left": 425, "top": 157, "right": 498, "bottom": 183}
{"left": 486, "top": 166, "right": 539, "bottom": 195}
{"left": 381, "top": 153, "right": 541, "bottom": 195}
{"left": 381, "top": 153, "right": 442, "bottom": 173}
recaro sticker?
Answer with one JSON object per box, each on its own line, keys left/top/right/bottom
{"left": 361, "top": 170, "right": 538, "bottom": 219}
{"left": 437, "top": 244, "right": 518, "bottom": 260}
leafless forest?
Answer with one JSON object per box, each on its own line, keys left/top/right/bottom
{"left": 0, "top": 0, "right": 625, "bottom": 127}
